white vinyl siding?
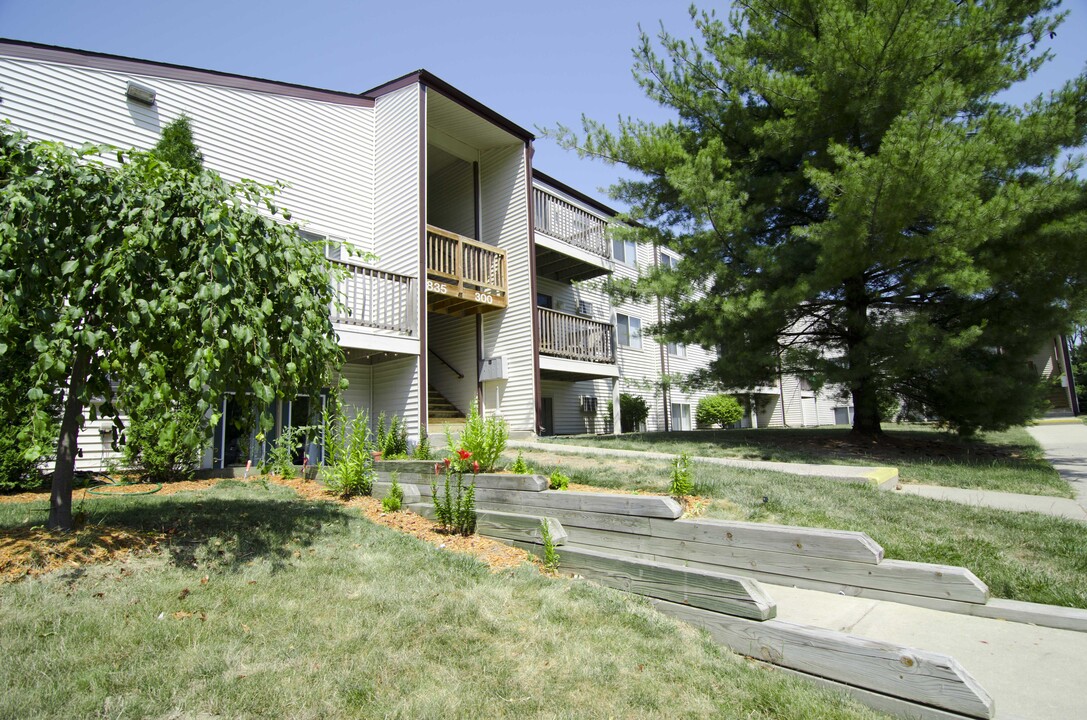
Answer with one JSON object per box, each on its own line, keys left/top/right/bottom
{"left": 540, "top": 378, "right": 611, "bottom": 435}
{"left": 426, "top": 313, "right": 477, "bottom": 418}
{"left": 374, "top": 84, "right": 423, "bottom": 277}
{"left": 371, "top": 355, "right": 421, "bottom": 442}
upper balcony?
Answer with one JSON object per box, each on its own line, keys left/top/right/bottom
{"left": 533, "top": 188, "right": 613, "bottom": 282}
{"left": 537, "top": 307, "right": 619, "bottom": 380}
{"left": 330, "top": 260, "right": 419, "bottom": 355}
{"left": 426, "top": 224, "right": 508, "bottom": 317}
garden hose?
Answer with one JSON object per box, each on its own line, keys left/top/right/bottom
{"left": 87, "top": 481, "right": 163, "bottom": 496}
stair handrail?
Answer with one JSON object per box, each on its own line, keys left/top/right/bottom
{"left": 429, "top": 349, "right": 464, "bottom": 379}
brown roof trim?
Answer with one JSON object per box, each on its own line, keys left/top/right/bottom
{"left": 363, "top": 70, "right": 534, "bottom": 142}
{"left": 533, "top": 169, "right": 622, "bottom": 219}
{"left": 0, "top": 38, "right": 375, "bottom": 107}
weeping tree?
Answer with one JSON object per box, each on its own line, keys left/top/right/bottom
{"left": 0, "top": 125, "right": 344, "bottom": 529}
{"left": 559, "top": 0, "right": 1087, "bottom": 435}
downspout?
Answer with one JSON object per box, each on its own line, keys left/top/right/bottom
{"left": 656, "top": 246, "right": 669, "bottom": 431}
{"left": 527, "top": 142, "right": 543, "bottom": 435}
{"left": 1060, "top": 334, "right": 1080, "bottom": 415}
{"left": 417, "top": 85, "right": 429, "bottom": 433}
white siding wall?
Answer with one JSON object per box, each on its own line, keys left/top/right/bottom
{"left": 0, "top": 56, "right": 375, "bottom": 253}
{"left": 540, "top": 378, "right": 611, "bottom": 435}
{"left": 340, "top": 360, "right": 374, "bottom": 420}
{"left": 428, "top": 158, "right": 476, "bottom": 238}
{"left": 371, "top": 356, "right": 420, "bottom": 442}
{"left": 374, "top": 85, "right": 422, "bottom": 276}
{"left": 480, "top": 145, "right": 535, "bottom": 432}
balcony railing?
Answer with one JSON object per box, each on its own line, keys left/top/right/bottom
{"left": 534, "top": 188, "right": 610, "bottom": 258}
{"left": 331, "top": 260, "right": 417, "bottom": 335}
{"left": 538, "top": 307, "right": 616, "bottom": 363}
{"left": 426, "top": 225, "right": 507, "bottom": 311}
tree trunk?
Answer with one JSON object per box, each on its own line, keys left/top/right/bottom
{"left": 48, "top": 351, "right": 91, "bottom": 531}
{"left": 844, "top": 276, "right": 883, "bottom": 437}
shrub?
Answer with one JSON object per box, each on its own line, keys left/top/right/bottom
{"left": 695, "top": 394, "right": 744, "bottom": 428}
{"left": 321, "top": 405, "right": 374, "bottom": 498}
{"left": 261, "top": 425, "right": 310, "bottom": 480}
{"left": 123, "top": 400, "right": 207, "bottom": 482}
{"left": 382, "top": 474, "right": 404, "bottom": 512}
{"left": 452, "top": 401, "right": 507, "bottom": 472}
{"left": 540, "top": 519, "right": 560, "bottom": 572}
{"left": 431, "top": 449, "right": 477, "bottom": 536}
{"left": 619, "top": 393, "right": 649, "bottom": 433}
{"left": 669, "top": 452, "right": 694, "bottom": 497}
{"left": 548, "top": 470, "right": 570, "bottom": 491}
{"left": 0, "top": 423, "right": 44, "bottom": 492}
{"left": 412, "top": 428, "right": 431, "bottom": 460}
{"left": 509, "top": 451, "right": 532, "bottom": 474}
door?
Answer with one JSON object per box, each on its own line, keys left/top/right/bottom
{"left": 541, "top": 397, "right": 554, "bottom": 436}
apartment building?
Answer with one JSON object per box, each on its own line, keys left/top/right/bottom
{"left": 0, "top": 40, "right": 851, "bottom": 471}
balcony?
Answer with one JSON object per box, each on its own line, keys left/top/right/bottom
{"left": 331, "top": 260, "right": 417, "bottom": 335}
{"left": 426, "top": 225, "right": 508, "bottom": 316}
{"left": 533, "top": 188, "right": 613, "bottom": 282}
{"left": 538, "top": 307, "right": 619, "bottom": 381}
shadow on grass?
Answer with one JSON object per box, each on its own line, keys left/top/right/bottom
{"left": 1, "top": 480, "right": 352, "bottom": 574}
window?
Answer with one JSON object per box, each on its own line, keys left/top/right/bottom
{"left": 659, "top": 251, "right": 678, "bottom": 269}
{"left": 616, "top": 313, "right": 642, "bottom": 349}
{"left": 613, "top": 237, "right": 637, "bottom": 266}
{"left": 671, "top": 403, "right": 692, "bottom": 431}
{"left": 537, "top": 293, "right": 553, "bottom": 309}
{"left": 667, "top": 341, "right": 686, "bottom": 358}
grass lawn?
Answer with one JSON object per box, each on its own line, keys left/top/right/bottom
{"left": 0, "top": 480, "right": 885, "bottom": 720}
{"left": 513, "top": 449, "right": 1087, "bottom": 609}
{"left": 541, "top": 425, "right": 1071, "bottom": 497}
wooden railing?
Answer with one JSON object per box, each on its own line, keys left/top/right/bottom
{"left": 538, "top": 308, "right": 616, "bottom": 363}
{"left": 534, "top": 188, "right": 610, "bottom": 258}
{"left": 330, "top": 260, "right": 417, "bottom": 335}
{"left": 426, "top": 225, "right": 507, "bottom": 294}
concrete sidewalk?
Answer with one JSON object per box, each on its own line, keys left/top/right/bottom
{"left": 1026, "top": 421, "right": 1087, "bottom": 511}
{"left": 892, "top": 484, "right": 1087, "bottom": 523}
{"left": 767, "top": 583, "right": 1087, "bottom": 720}
{"left": 510, "top": 439, "right": 899, "bottom": 487}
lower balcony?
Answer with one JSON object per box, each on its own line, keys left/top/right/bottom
{"left": 426, "top": 225, "right": 508, "bottom": 317}
{"left": 331, "top": 260, "right": 419, "bottom": 355}
{"left": 538, "top": 307, "right": 619, "bottom": 381}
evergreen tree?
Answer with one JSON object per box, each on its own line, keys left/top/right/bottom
{"left": 151, "top": 114, "right": 203, "bottom": 173}
{"left": 560, "top": 0, "right": 1087, "bottom": 435}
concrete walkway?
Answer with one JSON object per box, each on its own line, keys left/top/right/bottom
{"left": 892, "top": 484, "right": 1087, "bottom": 523}
{"left": 509, "top": 439, "right": 899, "bottom": 487}
{"left": 767, "top": 583, "right": 1087, "bottom": 720}
{"left": 1026, "top": 420, "right": 1087, "bottom": 512}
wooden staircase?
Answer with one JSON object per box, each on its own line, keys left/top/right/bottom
{"left": 428, "top": 385, "right": 466, "bottom": 432}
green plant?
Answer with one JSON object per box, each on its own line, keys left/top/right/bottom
{"left": 669, "top": 452, "right": 694, "bottom": 497}
{"left": 549, "top": 470, "right": 570, "bottom": 491}
{"left": 431, "top": 448, "right": 477, "bottom": 536}
{"left": 619, "top": 393, "right": 649, "bottom": 433}
{"left": 540, "top": 519, "right": 560, "bottom": 572}
{"left": 695, "top": 394, "right": 744, "bottom": 429}
{"left": 382, "top": 474, "right": 404, "bottom": 512}
{"left": 451, "top": 401, "right": 507, "bottom": 472}
{"left": 262, "top": 425, "right": 311, "bottom": 480}
{"left": 509, "top": 451, "right": 532, "bottom": 475}
{"left": 0, "top": 423, "right": 45, "bottom": 492}
{"left": 412, "top": 428, "right": 431, "bottom": 460}
{"left": 122, "top": 400, "right": 208, "bottom": 482}
{"left": 321, "top": 405, "right": 374, "bottom": 498}
{"left": 151, "top": 114, "right": 203, "bottom": 173}
{"left": 375, "top": 413, "right": 388, "bottom": 454}
{"left": 382, "top": 414, "right": 409, "bottom": 458}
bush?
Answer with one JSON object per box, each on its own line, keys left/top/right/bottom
{"left": 548, "top": 470, "right": 569, "bottom": 491}
{"left": 619, "top": 393, "right": 649, "bottom": 433}
{"left": 452, "top": 401, "right": 507, "bottom": 472}
{"left": 382, "top": 475, "right": 404, "bottom": 512}
{"left": 123, "top": 400, "right": 207, "bottom": 482}
{"left": 382, "top": 414, "right": 409, "bottom": 458}
{"left": 695, "top": 394, "right": 743, "bottom": 428}
{"left": 509, "top": 451, "right": 532, "bottom": 474}
{"left": 322, "top": 405, "right": 374, "bottom": 498}
{"left": 540, "top": 519, "right": 560, "bottom": 572}
{"left": 0, "top": 423, "right": 44, "bottom": 492}
{"left": 412, "top": 428, "right": 431, "bottom": 460}
{"left": 432, "top": 452, "right": 477, "bottom": 536}
{"left": 261, "top": 425, "right": 311, "bottom": 480}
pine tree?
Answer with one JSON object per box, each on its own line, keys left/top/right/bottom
{"left": 560, "top": 0, "right": 1087, "bottom": 435}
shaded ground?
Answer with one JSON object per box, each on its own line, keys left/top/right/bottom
{"left": 0, "top": 475, "right": 528, "bottom": 583}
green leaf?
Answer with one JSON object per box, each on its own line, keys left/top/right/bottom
{"left": 61, "top": 259, "right": 79, "bottom": 275}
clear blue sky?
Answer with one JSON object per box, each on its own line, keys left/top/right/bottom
{"left": 1, "top": 0, "right": 1084, "bottom": 209}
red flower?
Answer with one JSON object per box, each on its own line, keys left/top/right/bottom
{"left": 434, "top": 463, "right": 443, "bottom": 476}
{"left": 472, "top": 461, "right": 480, "bottom": 474}
{"left": 443, "top": 457, "right": 452, "bottom": 467}
{"left": 457, "top": 449, "right": 472, "bottom": 461}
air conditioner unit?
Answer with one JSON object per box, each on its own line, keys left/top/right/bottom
{"left": 580, "top": 396, "right": 598, "bottom": 414}
{"left": 576, "top": 301, "right": 594, "bottom": 317}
